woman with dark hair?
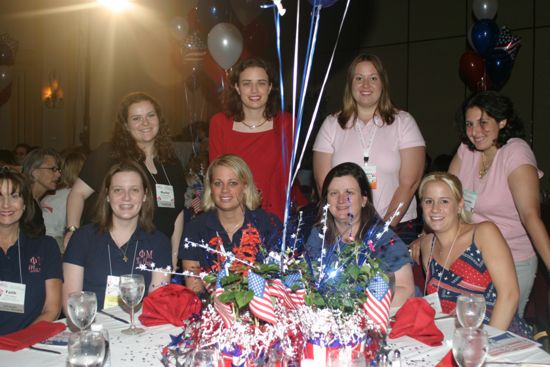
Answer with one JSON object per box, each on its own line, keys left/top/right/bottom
{"left": 21, "top": 148, "right": 63, "bottom": 234}
{"left": 208, "top": 57, "right": 296, "bottom": 221}
{"left": 0, "top": 168, "right": 62, "bottom": 335}
{"left": 313, "top": 54, "right": 425, "bottom": 242}
{"left": 305, "top": 162, "right": 414, "bottom": 307}
{"left": 179, "top": 154, "right": 282, "bottom": 294}
{"left": 65, "top": 92, "right": 186, "bottom": 268}
{"left": 449, "top": 90, "right": 550, "bottom": 316}
{"left": 63, "top": 161, "right": 171, "bottom": 310}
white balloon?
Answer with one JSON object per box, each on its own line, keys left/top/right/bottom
{"left": 472, "top": 0, "right": 498, "bottom": 20}
{"left": 207, "top": 23, "right": 243, "bottom": 70}
{"left": 169, "top": 16, "right": 189, "bottom": 42}
{"left": 0, "top": 65, "right": 13, "bottom": 90}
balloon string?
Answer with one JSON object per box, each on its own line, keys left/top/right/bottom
{"left": 292, "top": 0, "right": 352, "bottom": 184}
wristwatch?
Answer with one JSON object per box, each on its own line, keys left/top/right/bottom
{"left": 65, "top": 225, "right": 78, "bottom": 234}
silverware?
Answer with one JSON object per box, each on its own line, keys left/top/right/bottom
{"left": 28, "top": 345, "right": 62, "bottom": 354}
{"left": 98, "top": 309, "right": 130, "bottom": 324}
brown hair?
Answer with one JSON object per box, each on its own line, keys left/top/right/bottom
{"left": 94, "top": 161, "right": 155, "bottom": 232}
{"left": 58, "top": 150, "right": 87, "bottom": 189}
{"left": 110, "top": 92, "right": 177, "bottom": 163}
{"left": 223, "top": 58, "right": 280, "bottom": 121}
{"left": 337, "top": 54, "right": 397, "bottom": 129}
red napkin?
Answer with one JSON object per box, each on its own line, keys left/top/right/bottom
{"left": 436, "top": 350, "right": 459, "bottom": 367}
{"left": 389, "top": 297, "right": 444, "bottom": 346}
{"left": 139, "top": 284, "right": 201, "bottom": 327}
{"left": 0, "top": 321, "right": 66, "bottom": 351}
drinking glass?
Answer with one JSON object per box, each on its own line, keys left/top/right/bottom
{"left": 191, "top": 349, "right": 220, "bottom": 367}
{"left": 456, "top": 294, "right": 486, "bottom": 328}
{"left": 452, "top": 327, "right": 488, "bottom": 367}
{"left": 67, "top": 330, "right": 106, "bottom": 367}
{"left": 119, "top": 274, "right": 146, "bottom": 335}
{"left": 67, "top": 291, "right": 98, "bottom": 331}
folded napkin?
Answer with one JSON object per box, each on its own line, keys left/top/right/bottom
{"left": 435, "top": 350, "right": 458, "bottom": 367}
{"left": 0, "top": 321, "right": 66, "bottom": 351}
{"left": 139, "top": 284, "right": 201, "bottom": 327}
{"left": 388, "top": 297, "right": 444, "bottom": 346}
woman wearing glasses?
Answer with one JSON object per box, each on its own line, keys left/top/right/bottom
{"left": 21, "top": 148, "right": 63, "bottom": 235}
{"left": 65, "top": 92, "right": 186, "bottom": 268}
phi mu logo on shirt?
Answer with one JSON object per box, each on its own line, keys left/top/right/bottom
{"left": 136, "top": 250, "right": 154, "bottom": 267}
{"left": 28, "top": 256, "right": 42, "bottom": 273}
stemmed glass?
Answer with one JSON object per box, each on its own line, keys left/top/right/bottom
{"left": 452, "top": 327, "right": 488, "bottom": 367}
{"left": 119, "top": 274, "right": 146, "bottom": 335}
{"left": 456, "top": 294, "right": 486, "bottom": 328}
{"left": 67, "top": 291, "right": 98, "bottom": 331}
{"left": 67, "top": 330, "right": 106, "bottom": 367}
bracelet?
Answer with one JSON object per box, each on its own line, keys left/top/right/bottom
{"left": 65, "top": 225, "right": 78, "bottom": 234}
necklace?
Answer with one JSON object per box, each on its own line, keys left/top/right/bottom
{"left": 110, "top": 231, "right": 131, "bottom": 262}
{"left": 241, "top": 118, "right": 268, "bottom": 129}
{"left": 479, "top": 152, "right": 491, "bottom": 178}
{"left": 220, "top": 217, "right": 244, "bottom": 235}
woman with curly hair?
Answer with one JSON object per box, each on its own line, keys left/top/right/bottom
{"left": 65, "top": 92, "right": 186, "bottom": 268}
{"left": 449, "top": 90, "right": 550, "bottom": 316}
{"left": 208, "top": 57, "right": 297, "bottom": 221}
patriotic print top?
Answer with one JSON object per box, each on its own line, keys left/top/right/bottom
{"left": 426, "top": 235, "right": 532, "bottom": 338}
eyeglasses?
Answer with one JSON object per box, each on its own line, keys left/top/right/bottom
{"left": 36, "top": 166, "right": 62, "bottom": 173}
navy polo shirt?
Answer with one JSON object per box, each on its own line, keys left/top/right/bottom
{"left": 305, "top": 225, "right": 412, "bottom": 273}
{"left": 0, "top": 233, "right": 62, "bottom": 336}
{"left": 63, "top": 224, "right": 171, "bottom": 310}
{"left": 178, "top": 208, "right": 282, "bottom": 270}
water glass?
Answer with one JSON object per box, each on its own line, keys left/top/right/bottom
{"left": 119, "top": 274, "right": 146, "bottom": 335}
{"left": 67, "top": 330, "right": 106, "bottom": 367}
{"left": 452, "top": 327, "right": 488, "bottom": 367}
{"left": 68, "top": 291, "right": 98, "bottom": 331}
{"left": 456, "top": 294, "right": 486, "bottom": 328}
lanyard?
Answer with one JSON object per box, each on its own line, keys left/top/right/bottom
{"left": 424, "top": 224, "right": 461, "bottom": 295}
{"left": 107, "top": 240, "right": 139, "bottom": 276}
{"left": 354, "top": 118, "right": 378, "bottom": 163}
{"left": 148, "top": 161, "right": 172, "bottom": 186}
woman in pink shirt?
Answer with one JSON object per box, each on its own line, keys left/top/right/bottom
{"left": 313, "top": 54, "right": 425, "bottom": 242}
{"left": 449, "top": 91, "right": 550, "bottom": 316}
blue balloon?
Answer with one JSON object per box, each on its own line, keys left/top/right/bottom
{"left": 486, "top": 49, "right": 513, "bottom": 89}
{"left": 471, "top": 19, "right": 499, "bottom": 57}
{"left": 197, "top": 0, "right": 231, "bottom": 31}
{"left": 307, "top": 0, "right": 340, "bottom": 7}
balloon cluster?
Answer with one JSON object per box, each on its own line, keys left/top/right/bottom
{"left": 0, "top": 34, "right": 18, "bottom": 107}
{"left": 459, "top": 0, "right": 521, "bottom": 91}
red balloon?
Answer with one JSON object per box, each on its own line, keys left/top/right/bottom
{"left": 203, "top": 52, "right": 226, "bottom": 90}
{"left": 0, "top": 82, "right": 12, "bottom": 106}
{"left": 458, "top": 51, "right": 491, "bottom": 91}
{"left": 243, "top": 19, "right": 269, "bottom": 57}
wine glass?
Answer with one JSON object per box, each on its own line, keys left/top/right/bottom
{"left": 456, "top": 294, "right": 486, "bottom": 328}
{"left": 67, "top": 291, "right": 98, "bottom": 331}
{"left": 119, "top": 274, "right": 146, "bottom": 335}
{"left": 452, "top": 327, "right": 488, "bottom": 367}
{"left": 191, "top": 349, "right": 220, "bottom": 367}
{"left": 67, "top": 330, "right": 106, "bottom": 367}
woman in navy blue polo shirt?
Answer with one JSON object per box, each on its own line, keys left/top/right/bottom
{"left": 0, "top": 168, "right": 62, "bottom": 335}
{"left": 62, "top": 161, "right": 171, "bottom": 310}
{"left": 178, "top": 154, "right": 282, "bottom": 294}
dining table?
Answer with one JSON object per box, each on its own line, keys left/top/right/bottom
{"left": 1, "top": 306, "right": 550, "bottom": 367}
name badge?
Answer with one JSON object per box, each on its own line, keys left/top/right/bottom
{"left": 0, "top": 281, "right": 26, "bottom": 313}
{"left": 363, "top": 164, "right": 377, "bottom": 190}
{"left": 104, "top": 275, "right": 121, "bottom": 309}
{"left": 423, "top": 292, "right": 443, "bottom": 313}
{"left": 463, "top": 188, "right": 477, "bottom": 213}
{"left": 155, "top": 184, "right": 175, "bottom": 208}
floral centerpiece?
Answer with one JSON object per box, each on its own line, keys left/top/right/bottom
{"left": 152, "top": 208, "right": 398, "bottom": 367}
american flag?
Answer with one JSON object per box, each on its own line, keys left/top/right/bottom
{"left": 363, "top": 273, "right": 392, "bottom": 333}
{"left": 214, "top": 267, "right": 235, "bottom": 328}
{"left": 248, "top": 272, "right": 276, "bottom": 324}
{"left": 268, "top": 279, "right": 299, "bottom": 309}
{"left": 270, "top": 272, "right": 306, "bottom": 308}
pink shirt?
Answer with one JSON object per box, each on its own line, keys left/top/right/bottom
{"left": 313, "top": 111, "right": 425, "bottom": 222}
{"left": 456, "top": 138, "right": 544, "bottom": 262}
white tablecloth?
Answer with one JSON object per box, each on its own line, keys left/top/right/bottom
{"left": 2, "top": 308, "right": 550, "bottom": 366}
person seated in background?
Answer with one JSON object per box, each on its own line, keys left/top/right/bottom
{"left": 41, "top": 149, "right": 87, "bottom": 250}
{"left": 0, "top": 149, "right": 18, "bottom": 170}
{"left": 21, "top": 148, "right": 62, "bottom": 234}
{"left": 13, "top": 143, "right": 31, "bottom": 165}
{"left": 305, "top": 162, "right": 415, "bottom": 308}
{"left": 0, "top": 168, "right": 62, "bottom": 336}
{"left": 413, "top": 172, "right": 531, "bottom": 337}
{"left": 62, "top": 161, "right": 171, "bottom": 311}
{"left": 179, "top": 154, "right": 282, "bottom": 295}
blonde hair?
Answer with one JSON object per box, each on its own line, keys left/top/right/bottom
{"left": 418, "top": 171, "right": 470, "bottom": 223}
{"left": 202, "top": 154, "right": 261, "bottom": 212}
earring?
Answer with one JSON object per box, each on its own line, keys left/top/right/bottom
{"left": 106, "top": 197, "right": 110, "bottom": 202}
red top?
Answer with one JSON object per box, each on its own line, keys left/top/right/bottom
{"left": 209, "top": 112, "right": 299, "bottom": 220}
